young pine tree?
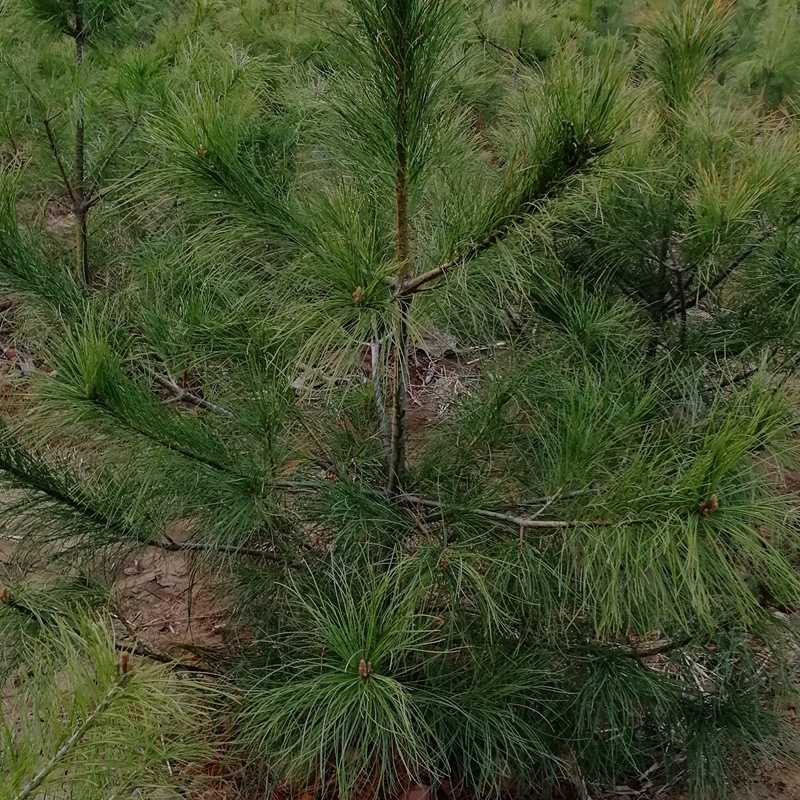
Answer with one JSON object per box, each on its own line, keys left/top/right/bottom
{"left": 2, "top": 0, "right": 154, "bottom": 283}
{"left": 0, "top": 0, "right": 799, "bottom": 798}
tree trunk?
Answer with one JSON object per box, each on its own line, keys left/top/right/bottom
{"left": 74, "top": 21, "right": 89, "bottom": 284}
{"left": 387, "top": 296, "right": 410, "bottom": 494}
{"left": 387, "top": 134, "right": 411, "bottom": 495}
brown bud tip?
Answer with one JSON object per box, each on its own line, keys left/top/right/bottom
{"left": 198, "top": 143, "right": 207, "bottom": 157}
{"left": 357, "top": 657, "right": 372, "bottom": 679}
{"left": 698, "top": 493, "right": 719, "bottom": 516}
{"left": 0, "top": 587, "right": 11, "bottom": 604}
{"left": 118, "top": 651, "right": 131, "bottom": 675}
{"left": 352, "top": 286, "right": 364, "bottom": 305}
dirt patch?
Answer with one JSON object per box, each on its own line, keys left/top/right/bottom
{"left": 778, "top": 468, "right": 800, "bottom": 496}
{"left": 0, "top": 527, "right": 230, "bottom": 668}
{"left": 744, "top": 766, "right": 800, "bottom": 800}
{"left": 407, "top": 351, "right": 478, "bottom": 451}
{"left": 112, "top": 545, "right": 230, "bottom": 662}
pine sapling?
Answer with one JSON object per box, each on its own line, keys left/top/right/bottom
{"left": 16, "top": 0, "right": 141, "bottom": 283}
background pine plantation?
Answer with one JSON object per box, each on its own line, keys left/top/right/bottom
{"left": 1, "top": 0, "right": 800, "bottom": 797}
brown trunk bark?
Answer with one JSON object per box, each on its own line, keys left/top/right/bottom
{"left": 74, "top": 22, "right": 89, "bottom": 283}
{"left": 387, "top": 132, "right": 411, "bottom": 495}
{"left": 387, "top": 295, "right": 410, "bottom": 494}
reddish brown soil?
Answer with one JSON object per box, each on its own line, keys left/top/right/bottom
{"left": 112, "top": 544, "right": 230, "bottom": 660}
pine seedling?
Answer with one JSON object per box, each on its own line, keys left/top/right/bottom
{"left": 0, "top": 1, "right": 798, "bottom": 798}
{"left": 7, "top": 0, "right": 152, "bottom": 283}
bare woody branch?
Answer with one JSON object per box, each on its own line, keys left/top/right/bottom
{"left": 397, "top": 493, "right": 604, "bottom": 530}
{"left": 115, "top": 639, "right": 213, "bottom": 674}
{"left": 112, "top": 612, "right": 220, "bottom": 675}
{"left": 42, "top": 117, "right": 76, "bottom": 203}
{"left": 662, "top": 210, "right": 800, "bottom": 320}
{"left": 150, "top": 371, "right": 234, "bottom": 419}
{"left": 88, "top": 116, "right": 140, "bottom": 197}
{"left": 400, "top": 224, "right": 512, "bottom": 295}
{"left": 488, "top": 487, "right": 602, "bottom": 510}
{"left": 474, "top": 20, "right": 523, "bottom": 60}
{"left": 370, "top": 324, "right": 390, "bottom": 456}
{"left": 145, "top": 536, "right": 287, "bottom": 562}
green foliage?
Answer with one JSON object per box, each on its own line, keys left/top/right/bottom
{"left": 731, "top": 0, "right": 800, "bottom": 108}
{"left": 642, "top": 0, "right": 734, "bottom": 111}
{"left": 0, "top": 598, "right": 212, "bottom": 798}
{"left": 0, "top": 178, "right": 84, "bottom": 312}
{"left": 238, "top": 560, "right": 438, "bottom": 794}
{"left": 0, "top": 0, "right": 799, "bottom": 798}
{"left": 20, "top": 0, "right": 112, "bottom": 38}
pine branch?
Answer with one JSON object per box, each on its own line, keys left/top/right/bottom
{"left": 662, "top": 210, "right": 800, "bottom": 320}
{"left": 42, "top": 364, "right": 320, "bottom": 491}
{"left": 664, "top": 247, "right": 756, "bottom": 319}
{"left": 0, "top": 592, "right": 213, "bottom": 675}
{"left": 400, "top": 225, "right": 509, "bottom": 295}
{"left": 0, "top": 443, "right": 116, "bottom": 529}
{"left": 387, "top": 296, "right": 411, "bottom": 494}
{"left": 73, "top": 19, "right": 89, "bottom": 283}
{"left": 42, "top": 116, "right": 76, "bottom": 203}
{"left": 397, "top": 493, "right": 605, "bottom": 530}
{"left": 473, "top": 20, "right": 521, "bottom": 60}
{"left": 576, "top": 634, "right": 697, "bottom": 660}
{"left": 371, "top": 324, "right": 390, "bottom": 456}
{"left": 88, "top": 116, "right": 140, "bottom": 198}
{"left": 145, "top": 536, "right": 287, "bottom": 561}
{"left": 115, "top": 639, "right": 218, "bottom": 674}
{"left": 12, "top": 671, "right": 132, "bottom": 800}
{"left": 58, "top": 375, "right": 336, "bottom": 497}
{"left": 383, "top": 0, "right": 422, "bottom": 496}
{"left": 69, "top": 387, "right": 240, "bottom": 476}
{"left": 664, "top": 238, "right": 688, "bottom": 343}
{"left": 150, "top": 371, "right": 234, "bottom": 419}
{"left": 0, "top": 438, "right": 299, "bottom": 562}
{"left": 488, "top": 487, "right": 603, "bottom": 510}
{"left": 399, "top": 140, "right": 613, "bottom": 297}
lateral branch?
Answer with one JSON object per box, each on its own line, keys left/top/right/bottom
{"left": 12, "top": 673, "right": 131, "bottom": 800}
{"left": 151, "top": 371, "right": 234, "bottom": 419}
{"left": 397, "top": 493, "right": 605, "bottom": 530}
{"left": 396, "top": 139, "right": 612, "bottom": 297}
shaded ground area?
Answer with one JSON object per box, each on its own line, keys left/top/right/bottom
{"left": 113, "top": 545, "right": 230, "bottom": 660}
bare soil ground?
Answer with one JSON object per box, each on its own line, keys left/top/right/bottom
{"left": 112, "top": 545, "right": 230, "bottom": 659}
